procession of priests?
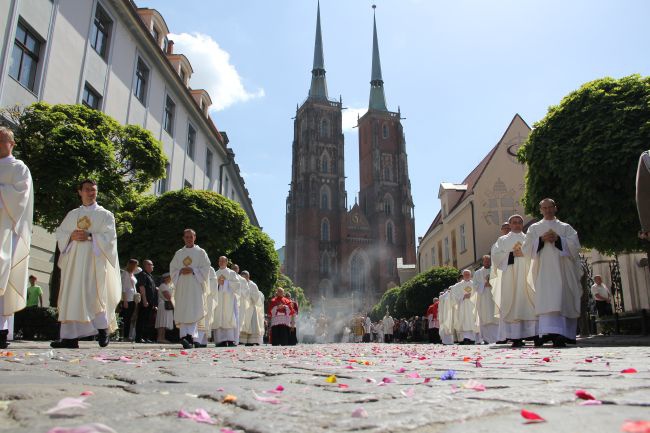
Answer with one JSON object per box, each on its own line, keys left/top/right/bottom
{"left": 0, "top": 121, "right": 590, "bottom": 349}
{"left": 437, "top": 199, "right": 583, "bottom": 348}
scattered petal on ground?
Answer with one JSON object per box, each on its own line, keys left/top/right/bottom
{"left": 351, "top": 407, "right": 369, "bottom": 418}
{"left": 440, "top": 369, "right": 456, "bottom": 381}
{"left": 47, "top": 423, "right": 117, "bottom": 433}
{"left": 400, "top": 387, "right": 415, "bottom": 398}
{"left": 463, "top": 379, "right": 486, "bottom": 391}
{"left": 325, "top": 375, "right": 337, "bottom": 383}
{"left": 252, "top": 391, "right": 281, "bottom": 404}
{"left": 222, "top": 395, "right": 237, "bottom": 404}
{"left": 521, "top": 409, "right": 546, "bottom": 423}
{"left": 621, "top": 368, "right": 638, "bottom": 374}
{"left": 575, "top": 389, "right": 596, "bottom": 400}
{"left": 621, "top": 420, "right": 650, "bottom": 433}
{"left": 178, "top": 408, "right": 216, "bottom": 424}
{"left": 45, "top": 397, "right": 91, "bottom": 415}
{"left": 579, "top": 400, "right": 603, "bottom": 406}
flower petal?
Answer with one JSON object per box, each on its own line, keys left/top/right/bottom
{"left": 521, "top": 409, "right": 545, "bottom": 423}
{"left": 47, "top": 423, "right": 117, "bottom": 433}
{"left": 45, "top": 397, "right": 91, "bottom": 415}
{"left": 621, "top": 368, "right": 638, "bottom": 374}
{"left": 351, "top": 407, "right": 369, "bottom": 418}
{"left": 575, "top": 389, "right": 595, "bottom": 400}
{"left": 621, "top": 420, "right": 650, "bottom": 433}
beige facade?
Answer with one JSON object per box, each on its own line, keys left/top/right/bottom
{"left": 0, "top": 0, "right": 258, "bottom": 305}
{"left": 417, "top": 114, "right": 532, "bottom": 273}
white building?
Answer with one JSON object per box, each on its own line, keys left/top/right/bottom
{"left": 0, "top": 0, "right": 258, "bottom": 303}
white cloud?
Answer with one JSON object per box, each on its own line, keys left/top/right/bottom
{"left": 342, "top": 107, "right": 368, "bottom": 132}
{"left": 169, "top": 32, "right": 264, "bottom": 111}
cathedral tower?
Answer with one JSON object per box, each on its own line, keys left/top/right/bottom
{"left": 357, "top": 7, "right": 416, "bottom": 296}
{"left": 285, "top": 2, "right": 346, "bottom": 300}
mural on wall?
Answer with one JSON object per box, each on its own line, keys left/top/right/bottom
{"left": 481, "top": 178, "right": 520, "bottom": 226}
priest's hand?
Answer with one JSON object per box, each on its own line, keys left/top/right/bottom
{"left": 513, "top": 249, "right": 524, "bottom": 257}
{"left": 541, "top": 230, "right": 558, "bottom": 243}
{"left": 71, "top": 229, "right": 90, "bottom": 242}
{"left": 180, "top": 267, "right": 194, "bottom": 275}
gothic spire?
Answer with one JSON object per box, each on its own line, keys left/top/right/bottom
{"left": 308, "top": 1, "right": 328, "bottom": 100}
{"left": 368, "top": 5, "right": 387, "bottom": 111}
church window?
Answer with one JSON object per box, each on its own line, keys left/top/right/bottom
{"left": 459, "top": 224, "right": 466, "bottom": 252}
{"left": 321, "top": 253, "right": 330, "bottom": 275}
{"left": 320, "top": 185, "right": 330, "bottom": 210}
{"left": 444, "top": 237, "right": 450, "bottom": 263}
{"left": 321, "top": 219, "right": 330, "bottom": 241}
{"left": 321, "top": 158, "right": 328, "bottom": 173}
{"left": 386, "top": 221, "right": 394, "bottom": 244}
{"left": 320, "top": 118, "right": 329, "bottom": 137}
{"left": 382, "top": 123, "right": 389, "bottom": 139}
{"left": 384, "top": 194, "right": 394, "bottom": 215}
{"left": 350, "top": 254, "right": 366, "bottom": 294}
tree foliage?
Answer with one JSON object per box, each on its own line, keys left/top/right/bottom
{"left": 230, "top": 225, "right": 280, "bottom": 297}
{"left": 118, "top": 189, "right": 249, "bottom": 272}
{"left": 12, "top": 102, "right": 167, "bottom": 232}
{"left": 275, "top": 274, "right": 312, "bottom": 311}
{"left": 370, "top": 266, "right": 459, "bottom": 320}
{"left": 517, "top": 74, "right": 650, "bottom": 253}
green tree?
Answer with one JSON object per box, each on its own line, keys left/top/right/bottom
{"left": 275, "top": 274, "right": 311, "bottom": 311}
{"left": 369, "top": 286, "right": 401, "bottom": 321}
{"left": 12, "top": 102, "right": 167, "bottom": 232}
{"left": 517, "top": 74, "right": 650, "bottom": 254}
{"left": 230, "top": 225, "right": 280, "bottom": 296}
{"left": 118, "top": 189, "right": 249, "bottom": 273}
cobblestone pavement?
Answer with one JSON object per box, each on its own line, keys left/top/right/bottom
{"left": 1, "top": 338, "right": 649, "bottom": 433}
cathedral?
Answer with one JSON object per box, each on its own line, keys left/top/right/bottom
{"left": 285, "top": 4, "right": 416, "bottom": 311}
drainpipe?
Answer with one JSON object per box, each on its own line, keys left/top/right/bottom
{"left": 219, "top": 149, "right": 234, "bottom": 195}
{"left": 470, "top": 199, "right": 477, "bottom": 264}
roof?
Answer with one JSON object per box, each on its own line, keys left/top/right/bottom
{"left": 422, "top": 114, "right": 529, "bottom": 239}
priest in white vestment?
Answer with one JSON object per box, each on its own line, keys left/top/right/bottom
{"left": 170, "top": 229, "right": 211, "bottom": 349}
{"left": 194, "top": 266, "right": 218, "bottom": 348}
{"left": 438, "top": 289, "right": 455, "bottom": 345}
{"left": 231, "top": 264, "right": 248, "bottom": 319}
{"left": 213, "top": 256, "right": 240, "bottom": 346}
{"left": 492, "top": 214, "right": 538, "bottom": 347}
{"left": 524, "top": 198, "right": 582, "bottom": 347}
{"left": 0, "top": 128, "right": 33, "bottom": 349}
{"left": 451, "top": 270, "right": 479, "bottom": 344}
{"left": 239, "top": 271, "right": 264, "bottom": 345}
{"left": 382, "top": 313, "right": 394, "bottom": 343}
{"left": 52, "top": 180, "right": 121, "bottom": 349}
{"left": 474, "top": 255, "right": 499, "bottom": 344}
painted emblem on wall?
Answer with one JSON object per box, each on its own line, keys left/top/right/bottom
{"left": 481, "top": 177, "right": 519, "bottom": 226}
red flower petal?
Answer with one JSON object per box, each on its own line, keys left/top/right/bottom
{"left": 621, "top": 420, "right": 650, "bottom": 433}
{"left": 575, "top": 389, "right": 595, "bottom": 400}
{"left": 521, "top": 409, "right": 546, "bottom": 423}
{"left": 542, "top": 357, "right": 551, "bottom": 362}
{"left": 621, "top": 368, "right": 638, "bottom": 374}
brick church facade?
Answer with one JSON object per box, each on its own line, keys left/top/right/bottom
{"left": 285, "top": 5, "right": 416, "bottom": 311}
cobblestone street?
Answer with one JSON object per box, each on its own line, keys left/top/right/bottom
{"left": 1, "top": 339, "right": 649, "bottom": 433}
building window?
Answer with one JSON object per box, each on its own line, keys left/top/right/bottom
{"left": 180, "top": 68, "right": 186, "bottom": 85}
{"left": 320, "top": 185, "right": 330, "bottom": 210}
{"left": 382, "top": 123, "right": 389, "bottom": 139}
{"left": 431, "top": 247, "right": 435, "bottom": 266}
{"left": 184, "top": 180, "right": 192, "bottom": 189}
{"left": 459, "top": 224, "right": 466, "bottom": 252}
{"left": 134, "top": 57, "right": 149, "bottom": 104}
{"left": 82, "top": 83, "right": 101, "bottom": 110}
{"left": 162, "top": 36, "right": 169, "bottom": 53}
{"left": 151, "top": 27, "right": 159, "bottom": 45}
{"left": 321, "top": 253, "right": 330, "bottom": 275}
{"left": 387, "top": 258, "right": 394, "bottom": 276}
{"left": 386, "top": 221, "right": 394, "bottom": 244}
{"left": 157, "top": 163, "right": 170, "bottom": 194}
{"left": 205, "top": 148, "right": 213, "bottom": 180}
{"left": 90, "top": 4, "right": 111, "bottom": 59}
{"left": 320, "top": 118, "right": 329, "bottom": 138}
{"left": 444, "top": 237, "right": 450, "bottom": 263}
{"left": 186, "top": 124, "right": 196, "bottom": 159}
{"left": 163, "top": 96, "right": 175, "bottom": 135}
{"left": 231, "top": 188, "right": 235, "bottom": 200}
{"left": 321, "top": 219, "right": 330, "bottom": 241}
{"left": 224, "top": 176, "right": 229, "bottom": 196}
{"left": 9, "top": 22, "right": 41, "bottom": 91}
{"left": 384, "top": 194, "right": 393, "bottom": 215}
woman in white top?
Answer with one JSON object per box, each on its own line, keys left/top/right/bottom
{"left": 155, "top": 273, "right": 174, "bottom": 343}
{"left": 120, "top": 259, "right": 139, "bottom": 341}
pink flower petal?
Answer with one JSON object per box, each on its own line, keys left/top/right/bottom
{"left": 463, "top": 379, "right": 486, "bottom": 391}
{"left": 621, "top": 420, "right": 650, "bottom": 433}
{"left": 47, "top": 424, "right": 117, "bottom": 433}
{"left": 178, "top": 408, "right": 216, "bottom": 424}
{"left": 578, "top": 400, "right": 603, "bottom": 406}
{"left": 365, "top": 377, "right": 376, "bottom": 383}
{"left": 406, "top": 372, "right": 421, "bottom": 379}
{"left": 45, "top": 397, "right": 91, "bottom": 415}
{"left": 396, "top": 367, "right": 407, "bottom": 373}
{"left": 423, "top": 377, "right": 432, "bottom": 384}
{"left": 381, "top": 377, "right": 396, "bottom": 383}
{"left": 351, "top": 407, "right": 368, "bottom": 418}
{"left": 252, "top": 391, "right": 281, "bottom": 404}
{"left": 400, "top": 387, "right": 415, "bottom": 398}
{"left": 338, "top": 383, "right": 349, "bottom": 389}
{"left": 521, "top": 409, "right": 546, "bottom": 423}
{"left": 80, "top": 391, "right": 94, "bottom": 396}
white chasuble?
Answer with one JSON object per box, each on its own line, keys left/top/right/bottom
{"left": 212, "top": 279, "right": 238, "bottom": 331}
{"left": 238, "top": 277, "right": 251, "bottom": 332}
{"left": 241, "top": 280, "right": 264, "bottom": 342}
{"left": 474, "top": 267, "right": 498, "bottom": 326}
{"left": 524, "top": 219, "right": 582, "bottom": 319}
{"left": 451, "top": 280, "right": 478, "bottom": 333}
{"left": 492, "top": 232, "right": 537, "bottom": 322}
{"left": 170, "top": 245, "right": 210, "bottom": 325}
{"left": 55, "top": 204, "right": 121, "bottom": 332}
{"left": 0, "top": 156, "right": 33, "bottom": 318}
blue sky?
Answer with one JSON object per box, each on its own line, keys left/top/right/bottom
{"left": 138, "top": 0, "right": 650, "bottom": 251}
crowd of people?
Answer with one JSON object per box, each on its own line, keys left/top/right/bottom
{"left": 0, "top": 127, "right": 611, "bottom": 350}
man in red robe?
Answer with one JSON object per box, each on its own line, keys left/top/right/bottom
{"left": 286, "top": 292, "right": 299, "bottom": 345}
{"left": 269, "top": 287, "right": 293, "bottom": 346}
{"left": 426, "top": 297, "right": 440, "bottom": 343}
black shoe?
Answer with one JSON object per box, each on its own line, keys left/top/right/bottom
{"left": 0, "top": 330, "right": 8, "bottom": 349}
{"left": 180, "top": 335, "right": 193, "bottom": 349}
{"left": 193, "top": 342, "right": 207, "bottom": 348}
{"left": 97, "top": 329, "right": 109, "bottom": 347}
{"left": 511, "top": 339, "right": 524, "bottom": 348}
{"left": 551, "top": 335, "right": 567, "bottom": 348}
{"left": 51, "top": 339, "right": 79, "bottom": 349}
{"left": 135, "top": 338, "right": 146, "bottom": 344}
